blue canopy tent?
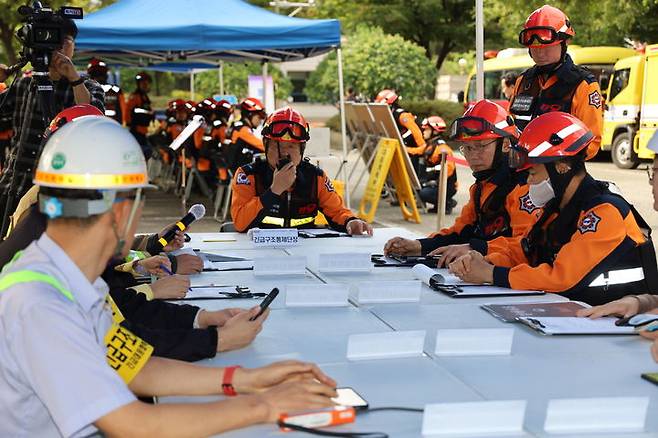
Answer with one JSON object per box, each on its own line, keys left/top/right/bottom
{"left": 75, "top": 0, "right": 352, "bottom": 205}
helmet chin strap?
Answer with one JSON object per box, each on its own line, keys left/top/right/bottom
{"left": 545, "top": 158, "right": 583, "bottom": 205}
{"left": 111, "top": 189, "right": 143, "bottom": 258}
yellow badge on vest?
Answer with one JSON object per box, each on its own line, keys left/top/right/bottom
{"left": 105, "top": 323, "right": 153, "bottom": 384}
{"left": 105, "top": 294, "right": 125, "bottom": 324}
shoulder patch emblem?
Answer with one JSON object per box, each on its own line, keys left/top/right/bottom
{"left": 588, "top": 90, "right": 602, "bottom": 109}
{"left": 519, "top": 193, "right": 539, "bottom": 214}
{"left": 236, "top": 171, "right": 250, "bottom": 185}
{"left": 578, "top": 211, "right": 601, "bottom": 234}
{"left": 324, "top": 177, "right": 335, "bottom": 192}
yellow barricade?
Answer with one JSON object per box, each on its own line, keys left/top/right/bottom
{"left": 358, "top": 138, "right": 421, "bottom": 224}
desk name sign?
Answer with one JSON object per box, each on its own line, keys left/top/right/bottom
{"left": 251, "top": 228, "right": 299, "bottom": 248}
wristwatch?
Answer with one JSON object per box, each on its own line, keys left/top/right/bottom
{"left": 70, "top": 77, "right": 85, "bottom": 87}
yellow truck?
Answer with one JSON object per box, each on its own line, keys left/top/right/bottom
{"left": 603, "top": 44, "right": 658, "bottom": 168}
{"left": 461, "top": 46, "right": 635, "bottom": 109}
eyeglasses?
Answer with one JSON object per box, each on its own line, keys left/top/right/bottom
{"left": 459, "top": 139, "right": 498, "bottom": 155}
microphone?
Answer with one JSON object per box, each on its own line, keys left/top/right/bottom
{"left": 157, "top": 204, "right": 206, "bottom": 249}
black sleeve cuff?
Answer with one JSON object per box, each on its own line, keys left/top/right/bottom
{"left": 145, "top": 233, "right": 162, "bottom": 255}
{"left": 469, "top": 238, "right": 488, "bottom": 255}
{"left": 493, "top": 266, "right": 511, "bottom": 288}
{"left": 259, "top": 189, "right": 281, "bottom": 210}
{"left": 418, "top": 237, "right": 440, "bottom": 255}
{"left": 168, "top": 254, "right": 178, "bottom": 274}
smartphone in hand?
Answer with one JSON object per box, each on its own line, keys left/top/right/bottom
{"left": 250, "top": 288, "right": 279, "bottom": 321}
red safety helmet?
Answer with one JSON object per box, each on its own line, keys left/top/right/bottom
{"left": 509, "top": 112, "right": 593, "bottom": 171}
{"left": 421, "top": 116, "right": 447, "bottom": 134}
{"left": 262, "top": 107, "right": 310, "bottom": 143}
{"left": 374, "top": 89, "right": 399, "bottom": 105}
{"left": 135, "top": 71, "right": 152, "bottom": 82}
{"left": 240, "top": 97, "right": 265, "bottom": 114}
{"left": 215, "top": 99, "right": 234, "bottom": 119}
{"left": 86, "top": 58, "right": 108, "bottom": 75}
{"left": 45, "top": 104, "right": 104, "bottom": 139}
{"left": 168, "top": 98, "right": 187, "bottom": 111}
{"left": 519, "top": 5, "right": 575, "bottom": 48}
{"left": 195, "top": 98, "right": 217, "bottom": 118}
{"left": 449, "top": 100, "right": 518, "bottom": 142}
{"left": 185, "top": 100, "right": 197, "bottom": 114}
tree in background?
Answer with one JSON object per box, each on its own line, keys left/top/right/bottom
{"left": 0, "top": 0, "right": 115, "bottom": 65}
{"left": 310, "top": 0, "right": 483, "bottom": 73}
{"left": 305, "top": 26, "right": 436, "bottom": 104}
{"left": 486, "top": 0, "right": 658, "bottom": 48}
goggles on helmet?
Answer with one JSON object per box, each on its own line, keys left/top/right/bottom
{"left": 518, "top": 26, "right": 562, "bottom": 46}
{"left": 262, "top": 120, "right": 310, "bottom": 142}
{"left": 449, "top": 116, "right": 515, "bottom": 140}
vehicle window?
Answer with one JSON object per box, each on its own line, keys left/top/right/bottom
{"left": 467, "top": 75, "right": 477, "bottom": 102}
{"left": 609, "top": 68, "right": 631, "bottom": 102}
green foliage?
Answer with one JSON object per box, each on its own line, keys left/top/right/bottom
{"left": 193, "top": 62, "right": 293, "bottom": 101}
{"left": 486, "top": 0, "right": 658, "bottom": 47}
{"left": 403, "top": 100, "right": 465, "bottom": 127}
{"left": 305, "top": 26, "right": 436, "bottom": 104}
{"left": 310, "top": 0, "right": 484, "bottom": 71}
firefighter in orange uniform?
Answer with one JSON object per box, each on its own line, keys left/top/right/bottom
{"left": 449, "top": 112, "right": 658, "bottom": 305}
{"left": 510, "top": 5, "right": 603, "bottom": 159}
{"left": 225, "top": 97, "right": 266, "bottom": 171}
{"left": 86, "top": 58, "right": 125, "bottom": 124}
{"left": 384, "top": 100, "right": 541, "bottom": 267}
{"left": 125, "top": 71, "right": 155, "bottom": 157}
{"left": 418, "top": 116, "right": 458, "bottom": 214}
{"left": 375, "top": 89, "right": 426, "bottom": 173}
{"left": 231, "top": 107, "right": 372, "bottom": 236}
{"left": 213, "top": 99, "right": 234, "bottom": 184}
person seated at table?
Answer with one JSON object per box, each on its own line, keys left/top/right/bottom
{"left": 0, "top": 107, "right": 265, "bottom": 362}
{"left": 449, "top": 112, "right": 658, "bottom": 306}
{"left": 2, "top": 194, "right": 267, "bottom": 362}
{"left": 383, "top": 100, "right": 539, "bottom": 267}
{"left": 0, "top": 116, "right": 337, "bottom": 438}
{"left": 231, "top": 107, "right": 372, "bottom": 236}
{"left": 578, "top": 131, "right": 658, "bottom": 359}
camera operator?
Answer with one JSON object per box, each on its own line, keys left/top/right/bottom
{"left": 0, "top": 17, "right": 105, "bottom": 234}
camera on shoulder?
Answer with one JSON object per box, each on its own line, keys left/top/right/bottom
{"left": 15, "top": 1, "right": 83, "bottom": 73}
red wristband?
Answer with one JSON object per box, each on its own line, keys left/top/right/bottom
{"left": 222, "top": 365, "right": 242, "bottom": 396}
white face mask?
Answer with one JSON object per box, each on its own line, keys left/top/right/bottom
{"left": 528, "top": 178, "right": 555, "bottom": 207}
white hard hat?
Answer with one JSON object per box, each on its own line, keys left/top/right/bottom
{"left": 648, "top": 130, "right": 658, "bottom": 154}
{"left": 34, "top": 116, "right": 153, "bottom": 190}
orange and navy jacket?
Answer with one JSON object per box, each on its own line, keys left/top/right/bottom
{"left": 125, "top": 90, "right": 153, "bottom": 135}
{"left": 487, "top": 175, "right": 657, "bottom": 305}
{"left": 228, "top": 120, "right": 264, "bottom": 153}
{"left": 509, "top": 54, "right": 603, "bottom": 160}
{"left": 231, "top": 159, "right": 357, "bottom": 232}
{"left": 423, "top": 139, "right": 456, "bottom": 177}
{"left": 393, "top": 108, "right": 426, "bottom": 155}
{"left": 417, "top": 165, "right": 541, "bottom": 255}
{"left": 100, "top": 84, "right": 125, "bottom": 125}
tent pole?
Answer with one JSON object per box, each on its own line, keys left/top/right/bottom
{"left": 262, "top": 61, "right": 269, "bottom": 111}
{"left": 336, "top": 47, "right": 351, "bottom": 209}
{"left": 219, "top": 61, "right": 225, "bottom": 95}
{"left": 475, "top": 0, "right": 484, "bottom": 100}
{"left": 190, "top": 70, "right": 195, "bottom": 100}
